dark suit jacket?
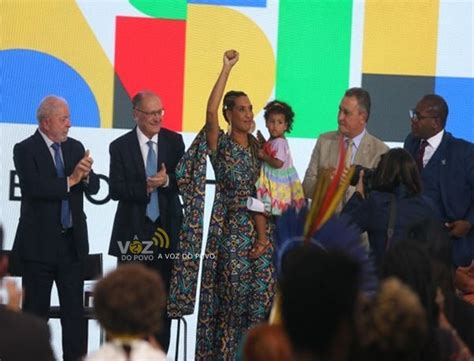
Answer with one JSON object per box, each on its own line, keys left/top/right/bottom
{"left": 404, "top": 131, "right": 474, "bottom": 264}
{"left": 12, "top": 131, "right": 99, "bottom": 263}
{"left": 108, "top": 127, "right": 185, "bottom": 257}
{"left": 343, "top": 189, "right": 439, "bottom": 268}
{"left": 0, "top": 306, "right": 55, "bottom": 361}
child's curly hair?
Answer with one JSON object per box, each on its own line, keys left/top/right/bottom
{"left": 263, "top": 100, "right": 295, "bottom": 133}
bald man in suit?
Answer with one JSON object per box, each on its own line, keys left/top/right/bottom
{"left": 303, "top": 88, "right": 388, "bottom": 207}
{"left": 108, "top": 91, "right": 184, "bottom": 351}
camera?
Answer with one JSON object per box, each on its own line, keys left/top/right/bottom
{"left": 350, "top": 165, "right": 376, "bottom": 193}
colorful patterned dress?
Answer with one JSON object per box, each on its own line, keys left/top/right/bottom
{"left": 167, "top": 129, "right": 275, "bottom": 361}
{"left": 256, "top": 137, "right": 305, "bottom": 216}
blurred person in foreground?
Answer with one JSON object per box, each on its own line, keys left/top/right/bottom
{"left": 85, "top": 263, "right": 167, "bottom": 361}
{"left": 242, "top": 323, "right": 294, "bottom": 361}
{"left": 0, "top": 225, "right": 55, "bottom": 361}
{"left": 381, "top": 241, "right": 472, "bottom": 361}
{"left": 279, "top": 246, "right": 360, "bottom": 361}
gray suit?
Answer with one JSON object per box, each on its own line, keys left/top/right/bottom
{"left": 303, "top": 130, "right": 389, "bottom": 201}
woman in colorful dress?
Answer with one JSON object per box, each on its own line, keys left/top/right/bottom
{"left": 167, "top": 50, "right": 275, "bottom": 360}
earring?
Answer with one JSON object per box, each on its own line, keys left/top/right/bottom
{"left": 227, "top": 122, "right": 232, "bottom": 134}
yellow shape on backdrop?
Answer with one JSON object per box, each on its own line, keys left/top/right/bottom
{"left": 2, "top": 1, "right": 113, "bottom": 128}
{"left": 183, "top": 5, "right": 275, "bottom": 132}
{"left": 363, "top": 0, "right": 440, "bottom": 76}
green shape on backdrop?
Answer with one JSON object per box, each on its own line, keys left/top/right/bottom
{"left": 276, "top": 0, "right": 353, "bottom": 138}
{"left": 129, "top": 0, "right": 187, "bottom": 19}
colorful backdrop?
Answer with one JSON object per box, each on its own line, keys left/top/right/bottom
{"left": 1, "top": 0, "right": 472, "bottom": 141}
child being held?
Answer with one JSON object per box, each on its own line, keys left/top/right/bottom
{"left": 250, "top": 100, "right": 305, "bottom": 259}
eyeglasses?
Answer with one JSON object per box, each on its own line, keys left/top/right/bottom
{"left": 409, "top": 109, "right": 436, "bottom": 121}
{"left": 135, "top": 108, "right": 165, "bottom": 117}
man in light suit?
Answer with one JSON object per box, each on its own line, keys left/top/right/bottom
{"left": 12, "top": 96, "right": 99, "bottom": 360}
{"left": 404, "top": 94, "right": 474, "bottom": 267}
{"left": 108, "top": 90, "right": 185, "bottom": 351}
{"left": 303, "top": 87, "right": 388, "bottom": 205}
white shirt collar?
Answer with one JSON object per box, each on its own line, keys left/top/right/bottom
{"left": 136, "top": 126, "right": 158, "bottom": 145}
{"left": 38, "top": 128, "right": 57, "bottom": 148}
{"left": 345, "top": 128, "right": 366, "bottom": 150}
{"left": 425, "top": 129, "right": 444, "bottom": 150}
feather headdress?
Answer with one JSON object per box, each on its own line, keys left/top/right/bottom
{"left": 274, "top": 135, "right": 377, "bottom": 294}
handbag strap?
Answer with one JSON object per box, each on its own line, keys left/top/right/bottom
{"left": 385, "top": 194, "right": 397, "bottom": 251}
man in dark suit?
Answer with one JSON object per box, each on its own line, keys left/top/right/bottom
{"left": 0, "top": 226, "right": 55, "bottom": 361}
{"left": 108, "top": 90, "right": 185, "bottom": 351}
{"left": 12, "top": 96, "right": 100, "bottom": 360}
{"left": 404, "top": 94, "right": 474, "bottom": 267}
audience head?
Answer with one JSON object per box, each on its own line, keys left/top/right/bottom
{"left": 381, "top": 241, "right": 437, "bottom": 327}
{"left": 360, "top": 277, "right": 428, "bottom": 361}
{"left": 243, "top": 323, "right": 294, "bottom": 361}
{"left": 380, "top": 241, "right": 442, "bottom": 361}
{"left": 338, "top": 87, "right": 371, "bottom": 138}
{"left": 222, "top": 90, "right": 253, "bottom": 134}
{"left": 36, "top": 95, "right": 71, "bottom": 143}
{"left": 410, "top": 94, "right": 448, "bottom": 139}
{"left": 132, "top": 91, "right": 164, "bottom": 138}
{"left": 263, "top": 100, "right": 295, "bottom": 133}
{"left": 280, "top": 245, "right": 360, "bottom": 360}
{"left": 372, "top": 148, "right": 422, "bottom": 196}
{"left": 93, "top": 263, "right": 166, "bottom": 338}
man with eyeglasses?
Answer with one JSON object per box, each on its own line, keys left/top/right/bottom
{"left": 404, "top": 94, "right": 474, "bottom": 268}
{"left": 108, "top": 90, "right": 185, "bottom": 352}
{"left": 303, "top": 87, "right": 388, "bottom": 208}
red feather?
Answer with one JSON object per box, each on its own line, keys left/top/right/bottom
{"left": 306, "top": 135, "right": 347, "bottom": 239}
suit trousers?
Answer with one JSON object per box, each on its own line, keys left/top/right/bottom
{"left": 117, "top": 217, "right": 173, "bottom": 352}
{"left": 22, "top": 229, "right": 85, "bottom": 361}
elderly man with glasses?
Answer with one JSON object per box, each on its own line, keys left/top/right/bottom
{"left": 108, "top": 90, "right": 185, "bottom": 352}
{"left": 404, "top": 94, "right": 474, "bottom": 268}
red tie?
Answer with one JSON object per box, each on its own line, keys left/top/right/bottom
{"left": 416, "top": 139, "right": 429, "bottom": 171}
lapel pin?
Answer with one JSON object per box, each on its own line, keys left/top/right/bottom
{"left": 441, "top": 159, "right": 446, "bottom": 165}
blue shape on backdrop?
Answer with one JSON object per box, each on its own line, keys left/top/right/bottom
{"left": 0, "top": 49, "right": 99, "bottom": 127}
{"left": 435, "top": 77, "right": 474, "bottom": 143}
{"left": 188, "top": 0, "right": 266, "bottom": 7}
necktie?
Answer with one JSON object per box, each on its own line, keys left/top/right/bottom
{"left": 416, "top": 139, "right": 429, "bottom": 172}
{"left": 51, "top": 143, "right": 71, "bottom": 228}
{"left": 342, "top": 138, "right": 354, "bottom": 206}
{"left": 345, "top": 138, "right": 354, "bottom": 168}
{"left": 146, "top": 140, "right": 159, "bottom": 222}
